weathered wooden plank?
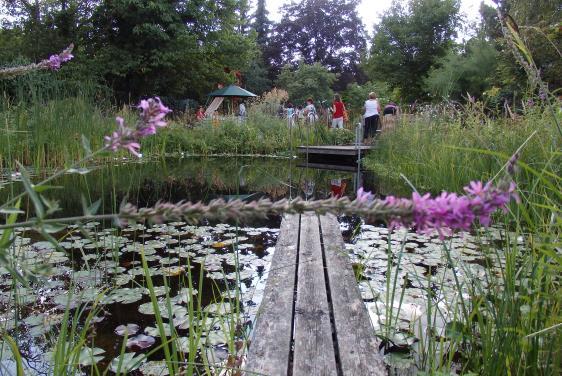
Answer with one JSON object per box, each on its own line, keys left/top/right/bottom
{"left": 319, "top": 214, "right": 386, "bottom": 376}
{"left": 245, "top": 214, "right": 300, "bottom": 376}
{"left": 293, "top": 214, "right": 338, "bottom": 376}
{"left": 297, "top": 145, "right": 375, "bottom": 157}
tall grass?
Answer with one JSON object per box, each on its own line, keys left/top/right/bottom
{"left": 0, "top": 95, "right": 113, "bottom": 169}
{"left": 365, "top": 107, "right": 561, "bottom": 197}
{"left": 145, "top": 114, "right": 355, "bottom": 157}
{"left": 362, "top": 103, "right": 561, "bottom": 375}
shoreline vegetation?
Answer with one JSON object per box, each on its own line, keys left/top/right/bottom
{"left": 0, "top": 94, "right": 355, "bottom": 170}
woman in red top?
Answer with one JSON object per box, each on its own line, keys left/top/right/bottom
{"left": 195, "top": 106, "right": 205, "bottom": 121}
{"left": 331, "top": 94, "right": 345, "bottom": 129}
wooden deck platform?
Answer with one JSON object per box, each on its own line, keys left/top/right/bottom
{"left": 297, "top": 145, "right": 375, "bottom": 157}
{"left": 245, "top": 214, "right": 385, "bottom": 376}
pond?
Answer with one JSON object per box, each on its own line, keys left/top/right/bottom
{"left": 0, "top": 157, "right": 373, "bottom": 375}
{"left": 0, "top": 157, "right": 519, "bottom": 375}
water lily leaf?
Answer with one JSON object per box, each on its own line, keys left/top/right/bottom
{"left": 383, "top": 351, "right": 414, "bottom": 370}
{"left": 204, "top": 303, "right": 233, "bottom": 315}
{"left": 162, "top": 266, "right": 184, "bottom": 276}
{"left": 144, "top": 324, "right": 173, "bottom": 337}
{"left": 106, "top": 288, "right": 144, "bottom": 304}
{"left": 203, "top": 330, "right": 229, "bottom": 346}
{"left": 174, "top": 337, "right": 202, "bottom": 353}
{"left": 138, "top": 302, "right": 181, "bottom": 318}
{"left": 139, "top": 360, "right": 170, "bottom": 376}
{"left": 77, "top": 346, "right": 105, "bottom": 366}
{"left": 109, "top": 352, "right": 145, "bottom": 373}
{"left": 171, "top": 288, "right": 198, "bottom": 304}
{"left": 115, "top": 323, "right": 140, "bottom": 336}
{"left": 126, "top": 334, "right": 155, "bottom": 350}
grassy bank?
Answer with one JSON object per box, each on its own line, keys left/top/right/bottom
{"left": 0, "top": 96, "right": 113, "bottom": 169}
{"left": 0, "top": 97, "right": 355, "bottom": 168}
{"left": 146, "top": 116, "right": 354, "bottom": 156}
{"left": 365, "top": 109, "right": 561, "bottom": 196}
{"left": 363, "top": 107, "right": 561, "bottom": 375}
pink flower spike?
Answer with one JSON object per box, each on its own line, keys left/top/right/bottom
{"left": 47, "top": 55, "right": 62, "bottom": 70}
{"left": 125, "top": 142, "right": 141, "bottom": 157}
{"left": 356, "top": 187, "right": 374, "bottom": 203}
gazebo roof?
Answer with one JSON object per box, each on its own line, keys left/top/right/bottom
{"left": 208, "top": 84, "right": 257, "bottom": 98}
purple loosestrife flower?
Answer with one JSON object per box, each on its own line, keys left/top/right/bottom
{"left": 104, "top": 98, "right": 171, "bottom": 157}
{"left": 356, "top": 187, "right": 374, "bottom": 203}
{"left": 104, "top": 117, "right": 141, "bottom": 157}
{"left": 137, "top": 97, "right": 172, "bottom": 137}
{"left": 39, "top": 44, "right": 74, "bottom": 71}
{"left": 356, "top": 177, "right": 519, "bottom": 237}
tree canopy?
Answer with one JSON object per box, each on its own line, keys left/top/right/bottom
{"left": 269, "top": 0, "right": 367, "bottom": 90}
{"left": 1, "top": 0, "right": 560, "bottom": 106}
{"left": 277, "top": 62, "right": 336, "bottom": 105}
{"left": 366, "top": 0, "right": 460, "bottom": 102}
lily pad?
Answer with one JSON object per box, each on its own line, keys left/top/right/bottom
{"left": 77, "top": 346, "right": 105, "bottom": 366}
{"left": 109, "top": 352, "right": 146, "bottom": 373}
{"left": 204, "top": 302, "right": 233, "bottom": 315}
{"left": 106, "top": 288, "right": 144, "bottom": 304}
{"left": 139, "top": 360, "right": 170, "bottom": 376}
{"left": 144, "top": 324, "right": 173, "bottom": 337}
{"left": 126, "top": 334, "right": 155, "bottom": 350}
{"left": 115, "top": 323, "right": 140, "bottom": 336}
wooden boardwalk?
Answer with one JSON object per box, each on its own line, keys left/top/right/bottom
{"left": 245, "top": 213, "right": 386, "bottom": 376}
{"left": 297, "top": 145, "right": 375, "bottom": 157}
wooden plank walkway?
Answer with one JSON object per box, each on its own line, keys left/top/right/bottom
{"left": 245, "top": 213, "right": 385, "bottom": 376}
{"left": 297, "top": 145, "right": 375, "bottom": 157}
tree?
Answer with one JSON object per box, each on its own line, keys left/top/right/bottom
{"left": 366, "top": 0, "right": 460, "bottom": 102}
{"left": 269, "top": 0, "right": 367, "bottom": 90}
{"left": 342, "top": 81, "right": 392, "bottom": 110}
{"left": 1, "top": 0, "right": 260, "bottom": 102}
{"left": 277, "top": 62, "right": 336, "bottom": 105}
{"left": 424, "top": 38, "right": 499, "bottom": 100}
{"left": 242, "top": 56, "right": 272, "bottom": 96}
{"left": 253, "top": 0, "right": 271, "bottom": 48}
{"left": 86, "top": 0, "right": 258, "bottom": 100}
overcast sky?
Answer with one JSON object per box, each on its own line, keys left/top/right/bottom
{"left": 266, "top": 0, "right": 496, "bottom": 37}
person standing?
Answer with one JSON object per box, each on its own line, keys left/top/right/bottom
{"left": 286, "top": 102, "right": 295, "bottom": 127}
{"left": 331, "top": 94, "right": 345, "bottom": 129}
{"left": 195, "top": 106, "right": 205, "bottom": 121}
{"left": 363, "top": 92, "right": 381, "bottom": 143}
{"left": 304, "top": 98, "right": 318, "bottom": 124}
{"left": 382, "top": 101, "right": 399, "bottom": 130}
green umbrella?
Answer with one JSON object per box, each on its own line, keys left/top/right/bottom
{"left": 208, "top": 84, "right": 257, "bottom": 98}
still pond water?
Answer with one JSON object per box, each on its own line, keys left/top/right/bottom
{"left": 0, "top": 157, "right": 507, "bottom": 375}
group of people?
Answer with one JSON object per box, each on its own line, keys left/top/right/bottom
{"left": 195, "top": 93, "right": 399, "bottom": 143}
{"left": 279, "top": 93, "right": 399, "bottom": 144}
{"left": 194, "top": 101, "right": 246, "bottom": 123}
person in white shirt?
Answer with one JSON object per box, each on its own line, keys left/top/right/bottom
{"left": 304, "top": 98, "right": 318, "bottom": 124}
{"left": 363, "top": 92, "right": 381, "bottom": 143}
